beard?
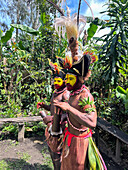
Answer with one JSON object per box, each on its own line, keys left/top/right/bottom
{"left": 66, "top": 78, "right": 81, "bottom": 91}
{"left": 54, "top": 84, "right": 65, "bottom": 90}
{"left": 66, "top": 84, "right": 75, "bottom": 91}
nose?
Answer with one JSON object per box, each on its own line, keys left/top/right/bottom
{"left": 65, "top": 79, "right": 70, "bottom": 84}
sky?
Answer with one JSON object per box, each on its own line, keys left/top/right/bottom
{"left": 1, "top": 0, "right": 110, "bottom": 37}
{"left": 62, "top": 0, "right": 110, "bottom": 38}
{"left": 66, "top": 0, "right": 108, "bottom": 19}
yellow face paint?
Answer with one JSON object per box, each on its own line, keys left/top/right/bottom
{"left": 65, "top": 74, "right": 77, "bottom": 87}
{"left": 54, "top": 77, "right": 63, "bottom": 86}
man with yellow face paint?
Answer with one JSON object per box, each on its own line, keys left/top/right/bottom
{"left": 54, "top": 77, "right": 64, "bottom": 90}
{"left": 53, "top": 54, "right": 107, "bottom": 170}
{"left": 37, "top": 61, "right": 70, "bottom": 170}
{"left": 65, "top": 73, "right": 77, "bottom": 91}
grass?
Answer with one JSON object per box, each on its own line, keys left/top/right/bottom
{"left": 16, "top": 152, "right": 31, "bottom": 162}
{"left": 0, "top": 142, "right": 53, "bottom": 170}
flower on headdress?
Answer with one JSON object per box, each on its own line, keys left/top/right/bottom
{"left": 48, "top": 59, "right": 62, "bottom": 74}
{"left": 63, "top": 55, "right": 73, "bottom": 69}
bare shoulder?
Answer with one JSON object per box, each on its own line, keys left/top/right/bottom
{"left": 62, "top": 89, "right": 70, "bottom": 101}
{"left": 80, "top": 88, "right": 94, "bottom": 101}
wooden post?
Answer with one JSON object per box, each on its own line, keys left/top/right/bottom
{"left": 18, "top": 123, "right": 25, "bottom": 142}
{"left": 115, "top": 138, "right": 121, "bottom": 161}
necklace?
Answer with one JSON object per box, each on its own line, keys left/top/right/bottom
{"left": 53, "top": 87, "right": 67, "bottom": 94}
{"left": 67, "top": 114, "right": 88, "bottom": 132}
{"left": 70, "top": 85, "right": 88, "bottom": 96}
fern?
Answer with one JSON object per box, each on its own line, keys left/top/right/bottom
{"left": 78, "top": 97, "right": 95, "bottom": 114}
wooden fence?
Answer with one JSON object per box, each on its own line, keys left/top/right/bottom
{"left": 0, "top": 116, "right": 128, "bottom": 162}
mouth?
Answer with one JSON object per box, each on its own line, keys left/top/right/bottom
{"left": 66, "top": 84, "right": 73, "bottom": 91}
{"left": 54, "top": 84, "right": 61, "bottom": 89}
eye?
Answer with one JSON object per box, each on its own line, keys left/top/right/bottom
{"left": 69, "top": 78, "right": 74, "bottom": 80}
{"left": 58, "top": 80, "right": 61, "bottom": 82}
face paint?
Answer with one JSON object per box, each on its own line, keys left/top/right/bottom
{"left": 65, "top": 74, "right": 77, "bottom": 91}
{"left": 54, "top": 77, "right": 63, "bottom": 89}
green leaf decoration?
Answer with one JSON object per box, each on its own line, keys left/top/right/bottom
{"left": 88, "top": 138, "right": 96, "bottom": 169}
{"left": 11, "top": 24, "right": 39, "bottom": 36}
{"left": 88, "top": 137, "right": 104, "bottom": 170}
{"left": 78, "top": 97, "right": 95, "bottom": 113}
{"left": 18, "top": 41, "right": 25, "bottom": 50}
{"left": 1, "top": 27, "right": 14, "bottom": 43}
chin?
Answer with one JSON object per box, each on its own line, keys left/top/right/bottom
{"left": 55, "top": 84, "right": 64, "bottom": 90}
{"left": 55, "top": 86, "right": 61, "bottom": 90}
{"left": 66, "top": 85, "right": 74, "bottom": 91}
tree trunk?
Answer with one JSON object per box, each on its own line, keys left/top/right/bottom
{"left": 16, "top": 0, "right": 20, "bottom": 41}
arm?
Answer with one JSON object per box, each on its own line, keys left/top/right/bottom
{"left": 53, "top": 98, "right": 97, "bottom": 129}
{"left": 67, "top": 105, "right": 97, "bottom": 129}
{"left": 37, "top": 102, "right": 51, "bottom": 111}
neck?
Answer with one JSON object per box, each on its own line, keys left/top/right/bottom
{"left": 72, "top": 81, "right": 83, "bottom": 92}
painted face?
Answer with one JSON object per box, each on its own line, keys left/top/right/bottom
{"left": 54, "top": 77, "right": 63, "bottom": 90}
{"left": 65, "top": 74, "right": 77, "bottom": 91}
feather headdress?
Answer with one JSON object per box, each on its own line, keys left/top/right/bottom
{"left": 54, "top": 13, "right": 87, "bottom": 41}
{"left": 48, "top": 59, "right": 65, "bottom": 79}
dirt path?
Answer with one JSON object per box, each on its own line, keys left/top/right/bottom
{"left": 0, "top": 137, "right": 53, "bottom": 169}
{"left": 0, "top": 136, "right": 127, "bottom": 170}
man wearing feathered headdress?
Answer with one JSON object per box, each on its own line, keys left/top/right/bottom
{"left": 53, "top": 54, "right": 107, "bottom": 169}
{"left": 37, "top": 60, "right": 70, "bottom": 170}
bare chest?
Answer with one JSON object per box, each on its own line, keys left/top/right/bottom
{"left": 69, "top": 94, "right": 82, "bottom": 111}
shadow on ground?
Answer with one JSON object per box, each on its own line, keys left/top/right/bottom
{"left": 1, "top": 158, "right": 52, "bottom": 170}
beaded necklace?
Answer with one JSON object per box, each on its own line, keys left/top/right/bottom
{"left": 53, "top": 87, "right": 67, "bottom": 94}
{"left": 67, "top": 114, "right": 88, "bottom": 132}
{"left": 70, "top": 85, "right": 89, "bottom": 96}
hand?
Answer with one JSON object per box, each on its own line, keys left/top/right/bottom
{"left": 43, "top": 116, "right": 53, "bottom": 125}
{"left": 39, "top": 111, "right": 46, "bottom": 118}
{"left": 37, "top": 102, "right": 44, "bottom": 109}
{"left": 53, "top": 100, "right": 70, "bottom": 111}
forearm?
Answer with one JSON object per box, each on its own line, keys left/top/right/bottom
{"left": 43, "top": 104, "right": 51, "bottom": 111}
{"left": 67, "top": 105, "right": 97, "bottom": 128}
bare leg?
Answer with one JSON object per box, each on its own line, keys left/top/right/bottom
{"left": 48, "top": 146, "right": 61, "bottom": 170}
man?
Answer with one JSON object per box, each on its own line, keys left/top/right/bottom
{"left": 53, "top": 54, "right": 107, "bottom": 170}
{"left": 37, "top": 61, "right": 70, "bottom": 170}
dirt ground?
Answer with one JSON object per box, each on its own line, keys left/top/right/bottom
{"left": 0, "top": 136, "right": 53, "bottom": 170}
{"left": 0, "top": 136, "right": 127, "bottom": 170}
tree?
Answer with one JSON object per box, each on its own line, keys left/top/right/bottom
{"left": 97, "top": 0, "right": 128, "bottom": 88}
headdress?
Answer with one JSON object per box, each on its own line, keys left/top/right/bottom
{"left": 57, "top": 54, "right": 91, "bottom": 78}
{"left": 53, "top": 1, "right": 94, "bottom": 63}
{"left": 48, "top": 59, "right": 65, "bottom": 79}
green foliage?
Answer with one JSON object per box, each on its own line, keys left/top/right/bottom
{"left": 0, "top": 160, "right": 8, "bottom": 169}
{"left": 11, "top": 24, "right": 39, "bottom": 36}
{"left": 97, "top": 0, "right": 128, "bottom": 86}
{"left": 116, "top": 86, "right": 128, "bottom": 114}
{"left": 0, "top": 27, "right": 14, "bottom": 43}
{"left": 78, "top": 97, "right": 95, "bottom": 113}
{"left": 0, "top": 124, "right": 18, "bottom": 140}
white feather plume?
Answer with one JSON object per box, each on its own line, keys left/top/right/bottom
{"left": 54, "top": 14, "right": 87, "bottom": 41}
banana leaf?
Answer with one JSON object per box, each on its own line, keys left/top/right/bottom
{"left": 11, "top": 24, "right": 39, "bottom": 36}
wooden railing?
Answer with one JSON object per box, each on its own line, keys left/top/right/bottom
{"left": 95, "top": 117, "right": 128, "bottom": 162}
{"left": 0, "top": 116, "right": 43, "bottom": 142}
{"left": 0, "top": 116, "right": 128, "bottom": 162}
